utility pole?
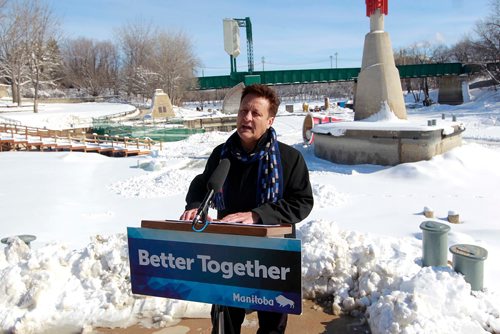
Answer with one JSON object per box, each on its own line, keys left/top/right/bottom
{"left": 262, "top": 56, "right": 265, "bottom": 71}
{"left": 330, "top": 55, "right": 333, "bottom": 69}
{"left": 335, "top": 52, "right": 338, "bottom": 68}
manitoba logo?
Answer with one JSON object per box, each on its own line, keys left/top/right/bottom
{"left": 233, "top": 293, "right": 274, "bottom": 306}
{"left": 275, "top": 295, "right": 295, "bottom": 309}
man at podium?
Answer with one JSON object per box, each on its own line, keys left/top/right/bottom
{"left": 181, "top": 84, "right": 313, "bottom": 334}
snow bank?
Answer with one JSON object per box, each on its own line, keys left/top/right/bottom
{"left": 2, "top": 220, "right": 499, "bottom": 333}
{"left": 0, "top": 235, "right": 210, "bottom": 333}
{"left": 300, "top": 220, "right": 500, "bottom": 333}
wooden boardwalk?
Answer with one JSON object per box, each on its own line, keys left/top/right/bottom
{"left": 0, "top": 123, "right": 161, "bottom": 157}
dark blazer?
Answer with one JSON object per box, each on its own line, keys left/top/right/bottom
{"left": 185, "top": 132, "right": 314, "bottom": 237}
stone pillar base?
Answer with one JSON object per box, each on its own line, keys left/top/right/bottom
{"left": 354, "top": 30, "right": 406, "bottom": 120}
{"left": 438, "top": 76, "right": 465, "bottom": 105}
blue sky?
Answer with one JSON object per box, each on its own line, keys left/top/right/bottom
{"left": 51, "top": 0, "right": 492, "bottom": 76}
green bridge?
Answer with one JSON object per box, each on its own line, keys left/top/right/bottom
{"left": 197, "top": 63, "right": 481, "bottom": 90}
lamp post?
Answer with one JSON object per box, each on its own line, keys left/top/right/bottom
{"left": 335, "top": 52, "right": 338, "bottom": 68}
{"left": 329, "top": 55, "right": 333, "bottom": 69}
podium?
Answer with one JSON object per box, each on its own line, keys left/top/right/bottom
{"left": 127, "top": 220, "right": 302, "bottom": 320}
{"left": 141, "top": 219, "right": 293, "bottom": 237}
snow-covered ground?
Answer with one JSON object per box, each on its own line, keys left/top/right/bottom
{"left": 0, "top": 101, "right": 137, "bottom": 130}
{"left": 0, "top": 99, "right": 234, "bottom": 130}
{"left": 1, "top": 88, "right": 499, "bottom": 333}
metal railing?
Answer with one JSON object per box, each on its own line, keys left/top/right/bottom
{"left": 197, "top": 62, "right": 484, "bottom": 90}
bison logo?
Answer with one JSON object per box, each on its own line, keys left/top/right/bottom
{"left": 275, "top": 295, "right": 294, "bottom": 308}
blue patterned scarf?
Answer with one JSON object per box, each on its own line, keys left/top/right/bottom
{"left": 214, "top": 127, "right": 283, "bottom": 210}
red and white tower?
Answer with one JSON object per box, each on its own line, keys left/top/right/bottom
{"left": 366, "top": 0, "right": 388, "bottom": 17}
{"left": 354, "top": 0, "right": 407, "bottom": 120}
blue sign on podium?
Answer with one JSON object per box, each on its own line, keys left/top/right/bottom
{"left": 127, "top": 225, "right": 302, "bottom": 314}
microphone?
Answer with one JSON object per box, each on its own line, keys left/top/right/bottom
{"left": 192, "top": 158, "right": 230, "bottom": 230}
{"left": 207, "top": 158, "right": 231, "bottom": 192}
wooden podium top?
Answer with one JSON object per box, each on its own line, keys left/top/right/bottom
{"left": 141, "top": 220, "right": 293, "bottom": 237}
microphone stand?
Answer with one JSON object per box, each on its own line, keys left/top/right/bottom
{"left": 191, "top": 158, "right": 232, "bottom": 333}
{"left": 215, "top": 304, "right": 226, "bottom": 334}
{"left": 192, "top": 189, "right": 214, "bottom": 232}
{"left": 192, "top": 191, "right": 228, "bottom": 333}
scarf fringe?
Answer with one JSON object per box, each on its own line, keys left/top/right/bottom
{"left": 212, "top": 191, "right": 225, "bottom": 211}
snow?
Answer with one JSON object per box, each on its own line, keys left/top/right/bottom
{"left": 313, "top": 100, "right": 464, "bottom": 133}
{"left": 1, "top": 87, "right": 500, "bottom": 333}
{"left": 0, "top": 101, "right": 137, "bottom": 130}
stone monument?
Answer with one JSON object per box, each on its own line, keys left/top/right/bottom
{"left": 151, "top": 89, "right": 175, "bottom": 119}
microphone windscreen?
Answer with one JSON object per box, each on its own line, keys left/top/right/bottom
{"left": 207, "top": 158, "right": 230, "bottom": 192}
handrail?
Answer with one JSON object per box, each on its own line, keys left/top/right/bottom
{"left": 0, "top": 116, "right": 22, "bottom": 126}
{"left": 91, "top": 108, "right": 138, "bottom": 122}
{"left": 0, "top": 123, "right": 162, "bottom": 152}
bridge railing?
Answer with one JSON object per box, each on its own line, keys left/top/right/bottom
{"left": 197, "top": 62, "right": 482, "bottom": 90}
{"left": 396, "top": 63, "right": 464, "bottom": 78}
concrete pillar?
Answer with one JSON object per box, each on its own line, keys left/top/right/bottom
{"left": 438, "top": 76, "right": 465, "bottom": 105}
{"left": 462, "top": 79, "right": 471, "bottom": 103}
{"left": 222, "top": 82, "right": 245, "bottom": 114}
{"left": 352, "top": 80, "right": 358, "bottom": 113}
{"left": 354, "top": 9, "right": 406, "bottom": 121}
{"left": 370, "top": 9, "right": 384, "bottom": 31}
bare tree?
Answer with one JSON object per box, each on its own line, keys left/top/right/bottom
{"left": 473, "top": 0, "right": 500, "bottom": 82}
{"left": 474, "top": 0, "right": 500, "bottom": 62}
{"left": 394, "top": 42, "right": 440, "bottom": 104}
{"left": 62, "top": 38, "right": 119, "bottom": 96}
{"left": 449, "top": 36, "right": 477, "bottom": 63}
{"left": 0, "top": 1, "right": 30, "bottom": 105}
{"left": 22, "top": 0, "right": 61, "bottom": 112}
{"left": 115, "top": 21, "right": 200, "bottom": 104}
{"left": 115, "top": 19, "right": 156, "bottom": 99}
{"left": 431, "top": 44, "right": 452, "bottom": 63}
{"left": 0, "top": 0, "right": 60, "bottom": 110}
{"left": 0, "top": 0, "right": 6, "bottom": 20}
{"left": 395, "top": 47, "right": 421, "bottom": 102}
{"left": 149, "top": 31, "right": 200, "bottom": 105}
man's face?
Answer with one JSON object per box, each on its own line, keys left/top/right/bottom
{"left": 237, "top": 93, "right": 275, "bottom": 151}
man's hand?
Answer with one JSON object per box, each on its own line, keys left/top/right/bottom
{"left": 180, "top": 209, "right": 213, "bottom": 222}
{"left": 220, "top": 211, "right": 259, "bottom": 224}
{"left": 180, "top": 208, "right": 197, "bottom": 221}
